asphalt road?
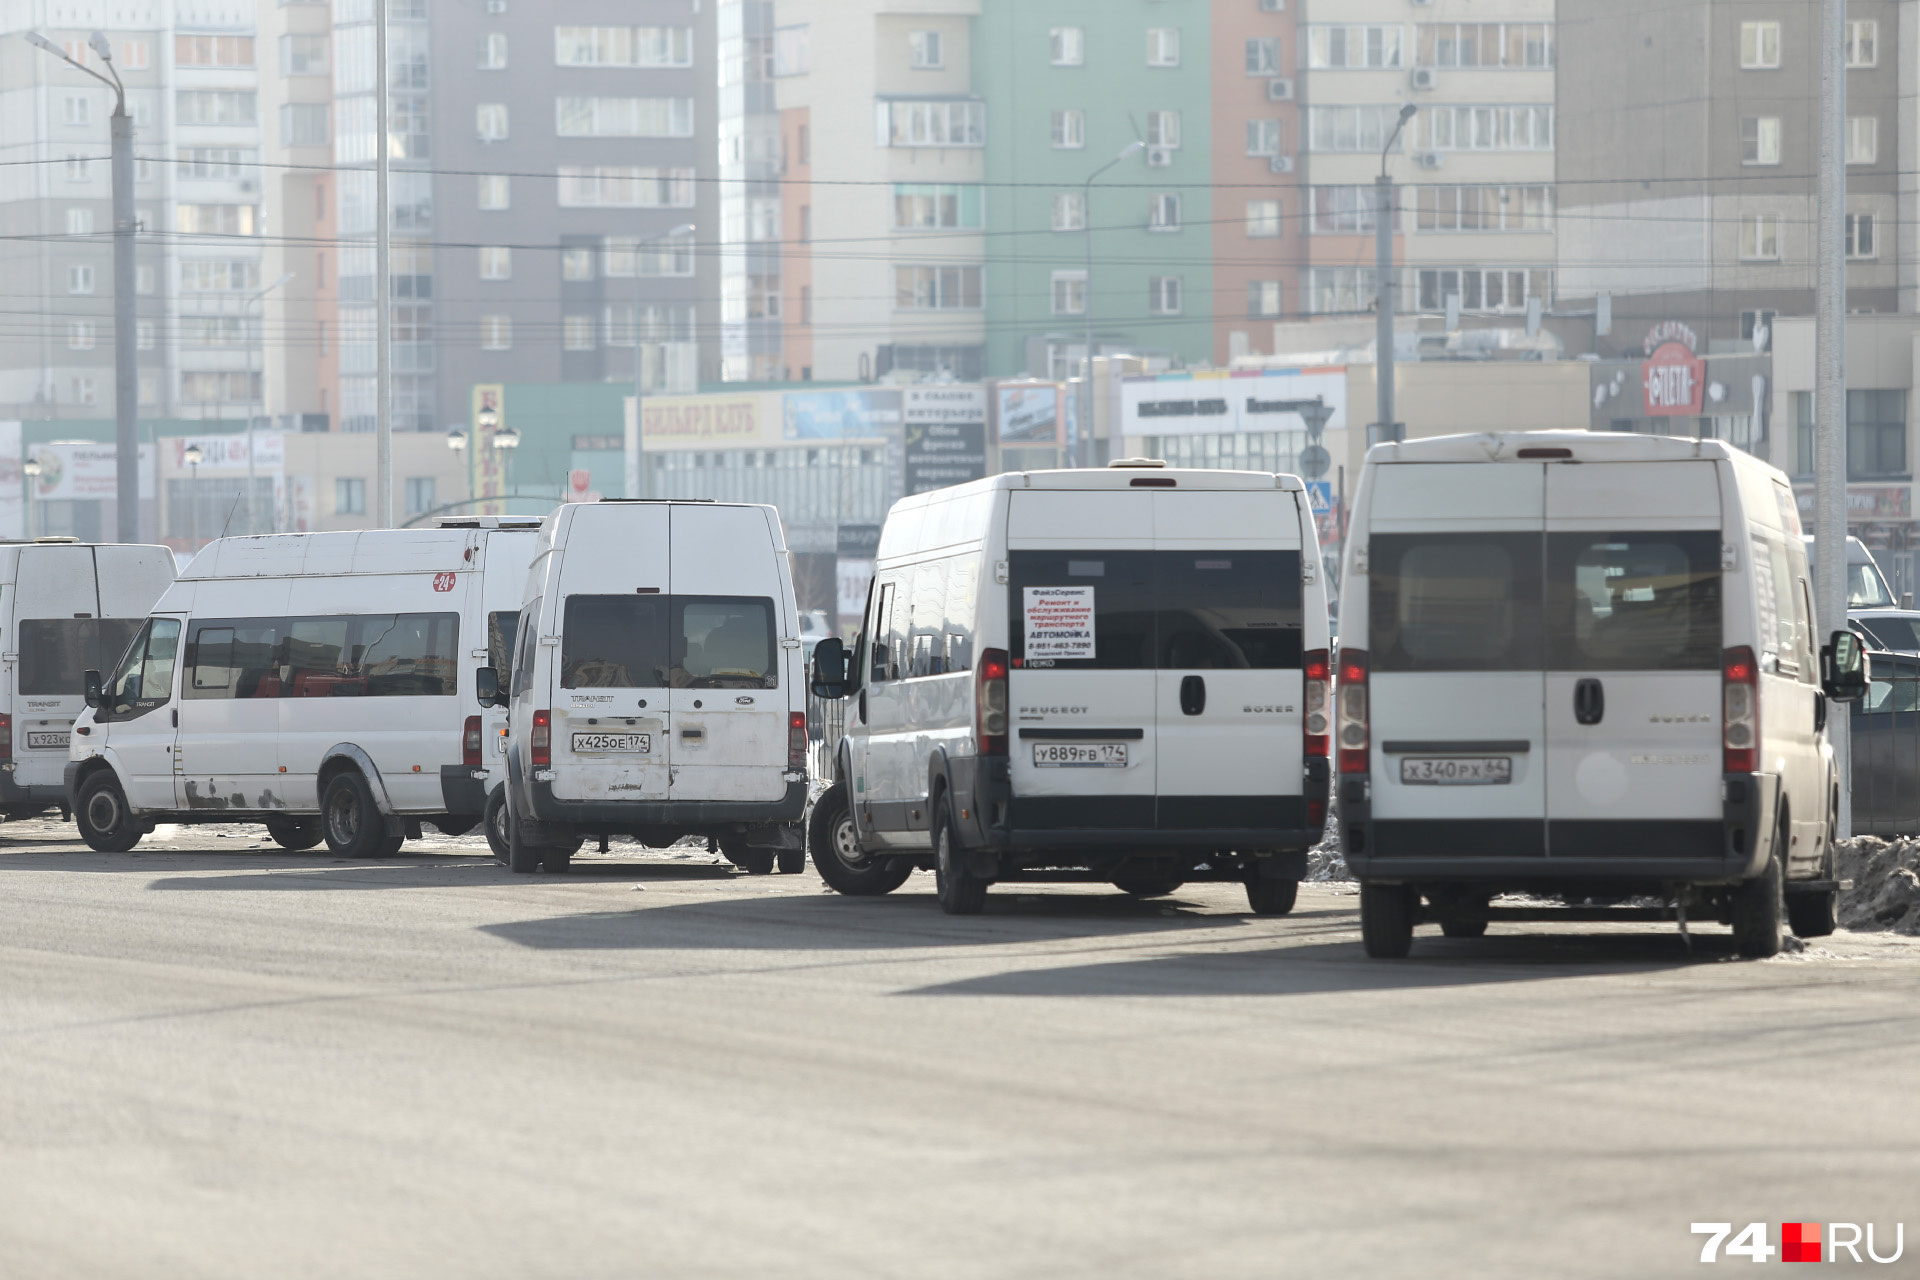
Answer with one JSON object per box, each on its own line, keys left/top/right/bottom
{"left": 2, "top": 817, "right": 1916, "bottom": 1279}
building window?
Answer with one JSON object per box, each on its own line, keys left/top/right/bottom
{"left": 476, "top": 103, "right": 508, "bottom": 141}
{"left": 334, "top": 478, "right": 366, "bottom": 516}
{"left": 1147, "top": 28, "right": 1180, "bottom": 67}
{"left": 1740, "top": 21, "right": 1780, "bottom": 70}
{"left": 1846, "top": 19, "right": 1878, "bottom": 67}
{"left": 1149, "top": 276, "right": 1183, "bottom": 316}
{"left": 136, "top": 320, "right": 155, "bottom": 350}
{"left": 1739, "top": 213, "right": 1781, "bottom": 261}
{"left": 1740, "top": 309, "right": 1778, "bottom": 344}
{"left": 1050, "top": 27, "right": 1083, "bottom": 66}
{"left": 64, "top": 96, "right": 90, "bottom": 127}
{"left": 908, "top": 30, "right": 942, "bottom": 69}
{"left": 603, "top": 231, "right": 696, "bottom": 278}
{"left": 121, "top": 40, "right": 149, "bottom": 70}
{"left": 1846, "top": 390, "right": 1908, "bottom": 479}
{"left": 1741, "top": 116, "right": 1782, "bottom": 165}
{"left": 480, "top": 315, "right": 512, "bottom": 350}
{"left": 1148, "top": 194, "right": 1181, "bottom": 232}
{"left": 478, "top": 175, "right": 510, "bottom": 210}
{"left": 65, "top": 153, "right": 90, "bottom": 182}
{"left": 561, "top": 247, "right": 595, "bottom": 281}
{"left": 1413, "top": 185, "right": 1553, "bottom": 231}
{"left": 1051, "top": 192, "right": 1086, "bottom": 231}
{"left": 68, "top": 264, "right": 94, "bottom": 294}
{"left": 893, "top": 184, "right": 984, "bottom": 230}
{"left": 65, "top": 207, "right": 94, "bottom": 236}
{"left": 1416, "top": 267, "right": 1548, "bottom": 312}
{"left": 893, "top": 265, "right": 983, "bottom": 310}
{"left": 563, "top": 315, "right": 596, "bottom": 350}
{"left": 1305, "top": 25, "right": 1404, "bottom": 70}
{"left": 405, "top": 478, "right": 436, "bottom": 516}
{"left": 175, "top": 34, "right": 254, "bottom": 66}
{"left": 556, "top": 166, "right": 695, "bottom": 208}
{"left": 67, "top": 320, "right": 95, "bottom": 351}
{"left": 556, "top": 26, "right": 695, "bottom": 68}
{"left": 1246, "top": 38, "right": 1280, "bottom": 75}
{"left": 1309, "top": 106, "right": 1414, "bottom": 153}
{"left": 176, "top": 205, "right": 259, "bottom": 236}
{"left": 280, "top": 103, "right": 329, "bottom": 147}
{"left": 1146, "top": 111, "right": 1181, "bottom": 149}
{"left": 280, "top": 34, "right": 328, "bottom": 74}
{"left": 556, "top": 97, "right": 695, "bottom": 138}
{"left": 1246, "top": 199, "right": 1283, "bottom": 238}
{"left": 70, "top": 377, "right": 96, "bottom": 406}
{"left": 800, "top": 286, "right": 812, "bottom": 324}
{"left": 1847, "top": 116, "right": 1878, "bottom": 164}
{"left": 1051, "top": 110, "right": 1085, "bottom": 149}
{"left": 879, "top": 99, "right": 984, "bottom": 147}
{"left": 1416, "top": 24, "right": 1555, "bottom": 69}
{"left": 176, "top": 91, "right": 258, "bottom": 125}
{"left": 479, "top": 246, "right": 512, "bottom": 279}
{"left": 1847, "top": 212, "right": 1877, "bottom": 259}
{"left": 1050, "top": 270, "right": 1087, "bottom": 316}
{"left": 137, "top": 264, "right": 155, "bottom": 294}
{"left": 480, "top": 33, "right": 508, "bottom": 69}
{"left": 1248, "top": 282, "right": 1283, "bottom": 319}
{"left": 1246, "top": 119, "right": 1283, "bottom": 156}
{"left": 1418, "top": 105, "right": 1554, "bottom": 151}
{"left": 1308, "top": 267, "right": 1384, "bottom": 314}
{"left": 774, "top": 25, "right": 809, "bottom": 76}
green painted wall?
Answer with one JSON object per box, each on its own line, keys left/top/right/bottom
{"left": 499, "top": 382, "right": 630, "bottom": 499}
{"left": 973, "top": 2, "right": 1214, "bottom": 377}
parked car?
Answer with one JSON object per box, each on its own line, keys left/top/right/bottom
{"left": 488, "top": 499, "right": 808, "bottom": 874}
{"left": 1805, "top": 534, "right": 1900, "bottom": 611}
{"left": 1339, "top": 431, "right": 1865, "bottom": 958}
{"left": 808, "top": 460, "right": 1332, "bottom": 915}
{"left": 67, "top": 523, "right": 538, "bottom": 855}
{"left": 1849, "top": 610, "right": 1920, "bottom": 654}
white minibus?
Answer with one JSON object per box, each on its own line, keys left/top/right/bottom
{"left": 66, "top": 521, "right": 539, "bottom": 854}
{"left": 489, "top": 500, "right": 809, "bottom": 874}
{"left": 0, "top": 539, "right": 174, "bottom": 818}
{"left": 1338, "top": 432, "right": 1866, "bottom": 957}
{"left": 808, "top": 461, "right": 1333, "bottom": 915}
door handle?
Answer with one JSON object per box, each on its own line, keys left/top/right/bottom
{"left": 171, "top": 708, "right": 178, "bottom": 728}
{"left": 858, "top": 688, "right": 868, "bottom": 723}
{"left": 1574, "top": 678, "right": 1604, "bottom": 726}
{"left": 1180, "top": 674, "right": 1206, "bottom": 716}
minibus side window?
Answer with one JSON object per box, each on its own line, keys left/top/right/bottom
{"left": 560, "top": 595, "right": 668, "bottom": 688}
{"left": 868, "top": 581, "right": 896, "bottom": 683}
{"left": 100, "top": 618, "right": 181, "bottom": 720}
{"left": 356, "top": 613, "right": 459, "bottom": 696}
{"left": 510, "top": 599, "right": 540, "bottom": 698}
{"left": 1546, "top": 533, "right": 1720, "bottom": 672}
{"left": 185, "top": 620, "right": 282, "bottom": 699}
{"left": 488, "top": 610, "right": 519, "bottom": 679}
{"left": 944, "top": 559, "right": 976, "bottom": 674}
{"left": 1370, "top": 534, "right": 1543, "bottom": 673}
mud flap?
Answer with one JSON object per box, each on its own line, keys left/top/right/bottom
{"left": 1256, "top": 850, "right": 1309, "bottom": 881}
{"left": 736, "top": 822, "right": 803, "bottom": 851}
{"left": 1722, "top": 771, "right": 1779, "bottom": 879}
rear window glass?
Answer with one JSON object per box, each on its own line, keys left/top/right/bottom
{"left": 561, "top": 596, "right": 669, "bottom": 689}
{"left": 560, "top": 596, "right": 778, "bottom": 690}
{"left": 677, "top": 597, "right": 777, "bottom": 688}
{"left": 1370, "top": 534, "right": 1542, "bottom": 672}
{"left": 1859, "top": 615, "right": 1920, "bottom": 652}
{"left": 1863, "top": 654, "right": 1920, "bottom": 714}
{"left": 1007, "top": 550, "right": 1303, "bottom": 670}
{"left": 1548, "top": 533, "right": 1721, "bottom": 672}
{"left": 18, "top": 618, "right": 144, "bottom": 696}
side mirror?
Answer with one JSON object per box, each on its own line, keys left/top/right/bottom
{"left": 83, "top": 669, "right": 102, "bottom": 709}
{"left": 1822, "top": 630, "right": 1868, "bottom": 703}
{"left": 809, "top": 636, "right": 847, "bottom": 700}
{"left": 474, "top": 665, "right": 502, "bottom": 707}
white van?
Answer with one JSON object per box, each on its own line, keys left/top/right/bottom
{"left": 66, "top": 522, "right": 540, "bottom": 854}
{"left": 807, "top": 462, "right": 1332, "bottom": 915}
{"left": 1338, "top": 431, "right": 1866, "bottom": 958}
{"left": 0, "top": 539, "right": 174, "bottom": 818}
{"left": 491, "top": 500, "right": 809, "bottom": 874}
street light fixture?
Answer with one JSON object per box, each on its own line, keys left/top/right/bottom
{"left": 22, "top": 456, "right": 42, "bottom": 540}
{"left": 27, "top": 29, "right": 138, "bottom": 542}
{"left": 631, "top": 223, "right": 696, "bottom": 500}
{"left": 445, "top": 427, "right": 469, "bottom": 452}
{"left": 1373, "top": 102, "right": 1420, "bottom": 446}
{"left": 1080, "top": 141, "right": 1143, "bottom": 468}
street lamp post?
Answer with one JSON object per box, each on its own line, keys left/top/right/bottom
{"left": 491, "top": 424, "right": 520, "bottom": 504}
{"left": 27, "top": 30, "right": 138, "bottom": 542}
{"left": 1373, "top": 103, "right": 1419, "bottom": 446}
{"left": 22, "top": 457, "right": 41, "bottom": 539}
{"left": 1081, "top": 142, "right": 1144, "bottom": 469}
{"left": 184, "top": 443, "right": 204, "bottom": 551}
{"left": 631, "top": 223, "right": 695, "bottom": 500}
{"left": 246, "top": 273, "right": 294, "bottom": 535}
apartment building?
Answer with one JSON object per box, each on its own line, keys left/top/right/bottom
{"left": 1213, "top": 0, "right": 1304, "bottom": 366}
{"left": 258, "top": 0, "right": 332, "bottom": 432}
{"left": 1299, "top": 0, "right": 1558, "bottom": 330}
{"left": 774, "top": 0, "right": 987, "bottom": 384}
{"left": 717, "top": 0, "right": 782, "bottom": 382}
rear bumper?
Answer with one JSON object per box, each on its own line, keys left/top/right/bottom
{"left": 0, "top": 762, "right": 68, "bottom": 810}
{"left": 439, "top": 765, "right": 487, "bottom": 818}
{"left": 527, "top": 777, "right": 807, "bottom": 829}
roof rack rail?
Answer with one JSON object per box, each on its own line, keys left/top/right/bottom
{"left": 1106, "top": 457, "right": 1167, "bottom": 469}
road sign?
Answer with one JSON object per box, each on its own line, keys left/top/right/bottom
{"left": 1306, "top": 481, "right": 1332, "bottom": 512}
{"left": 1298, "top": 444, "right": 1331, "bottom": 479}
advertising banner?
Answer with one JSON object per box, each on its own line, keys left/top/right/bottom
{"left": 784, "top": 389, "right": 901, "bottom": 440}
{"left": 904, "top": 387, "right": 987, "bottom": 495}
{"left": 1023, "top": 586, "right": 1095, "bottom": 661}
{"left": 640, "top": 393, "right": 776, "bottom": 449}
{"left": 1121, "top": 368, "right": 1348, "bottom": 437}
{"left": 166, "top": 433, "right": 285, "bottom": 472}
{"left": 995, "top": 384, "right": 1064, "bottom": 445}
{"left": 472, "top": 384, "right": 507, "bottom": 516}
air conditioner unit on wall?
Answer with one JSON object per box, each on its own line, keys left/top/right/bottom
{"left": 1411, "top": 67, "right": 1437, "bottom": 90}
{"left": 1145, "top": 146, "right": 1173, "bottom": 167}
{"left": 1416, "top": 151, "right": 1445, "bottom": 169}
{"left": 1267, "top": 78, "right": 1294, "bottom": 101}
{"left": 1269, "top": 154, "right": 1294, "bottom": 174}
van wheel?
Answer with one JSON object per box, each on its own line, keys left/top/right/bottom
{"left": 544, "top": 836, "right": 581, "bottom": 874}
{"left": 379, "top": 833, "right": 405, "bottom": 857}
{"left": 504, "top": 788, "right": 542, "bottom": 874}
{"left": 719, "top": 833, "right": 775, "bottom": 875}
{"left": 264, "top": 816, "right": 322, "bottom": 851}
{"left": 1786, "top": 827, "right": 1838, "bottom": 939}
{"left": 322, "top": 771, "right": 388, "bottom": 859}
{"left": 75, "top": 771, "right": 142, "bottom": 853}
{"left": 808, "top": 785, "right": 911, "bottom": 896}
{"left": 1245, "top": 876, "right": 1299, "bottom": 916}
{"left": 1360, "top": 883, "right": 1417, "bottom": 959}
{"left": 1113, "top": 877, "right": 1184, "bottom": 898}
{"left": 484, "top": 787, "right": 511, "bottom": 864}
{"left": 776, "top": 826, "right": 807, "bottom": 874}
{"left": 932, "top": 796, "right": 986, "bottom": 916}
{"left": 1731, "top": 839, "right": 1786, "bottom": 959}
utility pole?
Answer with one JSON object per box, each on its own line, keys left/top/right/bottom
{"left": 1815, "top": 0, "right": 1850, "bottom": 836}
{"left": 1373, "top": 104, "right": 1417, "bottom": 446}
{"left": 374, "top": 0, "right": 393, "bottom": 527}
{"left": 26, "top": 31, "right": 139, "bottom": 541}
{"left": 632, "top": 224, "right": 696, "bottom": 499}
{"left": 1082, "top": 140, "right": 1144, "bottom": 468}
{"left": 248, "top": 273, "right": 294, "bottom": 535}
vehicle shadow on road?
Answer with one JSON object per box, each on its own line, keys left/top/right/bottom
{"left": 481, "top": 888, "right": 1256, "bottom": 951}
{"left": 137, "top": 858, "right": 744, "bottom": 890}
{"left": 902, "top": 930, "right": 1731, "bottom": 997}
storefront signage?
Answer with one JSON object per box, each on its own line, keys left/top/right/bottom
{"left": 642, "top": 394, "right": 766, "bottom": 446}
{"left": 1642, "top": 341, "right": 1706, "bottom": 416}
{"left": 904, "top": 387, "right": 986, "bottom": 495}
{"left": 1120, "top": 369, "right": 1347, "bottom": 437}
{"left": 996, "top": 384, "right": 1065, "bottom": 445}
{"left": 784, "top": 389, "right": 901, "bottom": 440}
{"left": 1642, "top": 320, "right": 1699, "bottom": 357}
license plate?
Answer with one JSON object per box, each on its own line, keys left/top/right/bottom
{"left": 571, "top": 732, "right": 650, "bottom": 754}
{"left": 1399, "top": 756, "right": 1511, "bottom": 785}
{"left": 1032, "top": 742, "right": 1128, "bottom": 768}
{"left": 26, "top": 731, "right": 69, "bottom": 750}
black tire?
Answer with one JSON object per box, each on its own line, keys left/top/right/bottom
{"left": 74, "top": 771, "right": 142, "bottom": 853}
{"left": 429, "top": 815, "right": 477, "bottom": 838}
{"left": 719, "top": 833, "right": 776, "bottom": 875}
{"left": 1360, "top": 882, "right": 1417, "bottom": 959}
{"left": 808, "top": 785, "right": 911, "bottom": 896}
{"left": 484, "top": 786, "right": 510, "bottom": 864}
{"left": 1245, "top": 876, "right": 1299, "bottom": 916}
{"left": 1113, "top": 877, "right": 1184, "bottom": 898}
{"left": 504, "top": 787, "right": 541, "bottom": 874}
{"left": 321, "top": 771, "right": 388, "bottom": 859}
{"left": 264, "top": 816, "right": 323, "bottom": 851}
{"left": 1731, "top": 838, "right": 1785, "bottom": 959}
{"left": 1440, "top": 919, "right": 1488, "bottom": 938}
{"left": 1786, "top": 823, "right": 1837, "bottom": 939}
{"left": 777, "top": 845, "right": 807, "bottom": 874}
{"left": 378, "top": 832, "right": 406, "bottom": 857}
{"left": 543, "top": 836, "right": 581, "bottom": 874}
{"left": 932, "top": 795, "right": 987, "bottom": 915}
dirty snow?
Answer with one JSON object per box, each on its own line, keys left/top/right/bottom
{"left": 1834, "top": 836, "right": 1920, "bottom": 936}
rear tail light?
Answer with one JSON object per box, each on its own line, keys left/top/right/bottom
{"left": 0, "top": 713, "right": 12, "bottom": 761}
{"left": 463, "top": 715, "right": 483, "bottom": 768}
{"left": 789, "top": 711, "right": 807, "bottom": 767}
{"left": 1303, "top": 649, "right": 1330, "bottom": 759}
{"left": 1723, "top": 645, "right": 1758, "bottom": 774}
{"left": 977, "top": 648, "right": 1009, "bottom": 757}
{"left": 531, "top": 709, "right": 551, "bottom": 768}
{"left": 1336, "top": 648, "right": 1369, "bottom": 775}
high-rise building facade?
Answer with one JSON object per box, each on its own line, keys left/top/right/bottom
{"left": 259, "top": 0, "right": 333, "bottom": 430}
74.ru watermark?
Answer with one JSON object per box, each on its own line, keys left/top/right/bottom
{"left": 1692, "top": 1223, "right": 1905, "bottom": 1263}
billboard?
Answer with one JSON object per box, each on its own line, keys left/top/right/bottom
{"left": 640, "top": 392, "right": 777, "bottom": 449}
{"left": 904, "top": 386, "right": 987, "bottom": 495}
{"left": 995, "top": 383, "right": 1064, "bottom": 445}
{"left": 783, "top": 389, "right": 901, "bottom": 440}
{"left": 1121, "top": 368, "right": 1348, "bottom": 437}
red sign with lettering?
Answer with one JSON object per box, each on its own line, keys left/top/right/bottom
{"left": 1642, "top": 341, "right": 1706, "bottom": 416}
{"left": 433, "top": 572, "right": 457, "bottom": 593}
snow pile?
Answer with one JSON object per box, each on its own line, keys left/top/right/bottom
{"left": 1307, "top": 813, "right": 1349, "bottom": 882}
{"left": 1834, "top": 836, "right": 1920, "bottom": 935}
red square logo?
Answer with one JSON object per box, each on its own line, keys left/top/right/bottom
{"left": 1783, "top": 1223, "right": 1822, "bottom": 1263}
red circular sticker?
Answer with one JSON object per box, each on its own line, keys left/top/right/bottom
{"left": 432, "top": 572, "right": 457, "bottom": 592}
